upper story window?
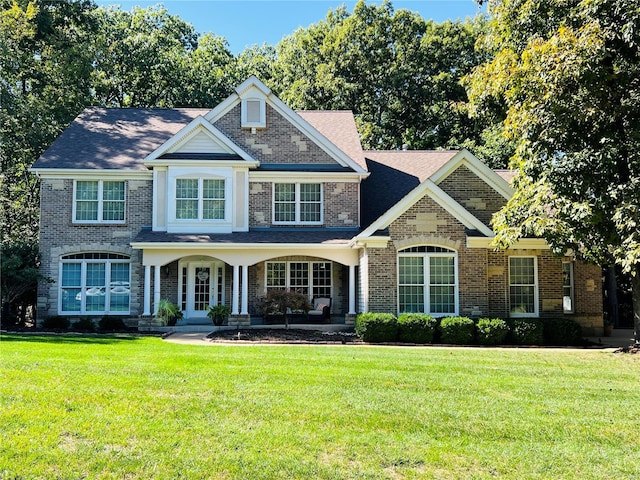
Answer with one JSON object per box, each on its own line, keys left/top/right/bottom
{"left": 176, "top": 178, "right": 225, "bottom": 221}
{"left": 273, "top": 183, "right": 322, "bottom": 224}
{"left": 509, "top": 256, "right": 539, "bottom": 317}
{"left": 241, "top": 98, "right": 266, "bottom": 129}
{"left": 60, "top": 253, "right": 130, "bottom": 315}
{"left": 398, "top": 246, "right": 458, "bottom": 316}
{"left": 74, "top": 180, "right": 125, "bottom": 223}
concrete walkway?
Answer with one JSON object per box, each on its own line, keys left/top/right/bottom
{"left": 163, "top": 328, "right": 637, "bottom": 348}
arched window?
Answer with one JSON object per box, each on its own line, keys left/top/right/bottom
{"left": 398, "top": 246, "right": 458, "bottom": 315}
{"left": 60, "top": 253, "right": 130, "bottom": 315}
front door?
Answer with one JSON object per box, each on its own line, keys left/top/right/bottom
{"left": 182, "top": 261, "right": 225, "bottom": 318}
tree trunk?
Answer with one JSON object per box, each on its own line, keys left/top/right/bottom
{"left": 631, "top": 263, "right": 640, "bottom": 344}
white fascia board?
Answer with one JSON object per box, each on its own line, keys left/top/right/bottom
{"left": 235, "top": 75, "right": 272, "bottom": 97}
{"left": 30, "top": 168, "right": 152, "bottom": 180}
{"left": 144, "top": 116, "right": 259, "bottom": 164}
{"left": 152, "top": 159, "right": 259, "bottom": 169}
{"left": 430, "top": 149, "right": 514, "bottom": 200}
{"left": 130, "top": 242, "right": 352, "bottom": 250}
{"left": 357, "top": 179, "right": 494, "bottom": 239}
{"left": 250, "top": 171, "right": 367, "bottom": 182}
{"left": 466, "top": 237, "right": 551, "bottom": 250}
{"left": 351, "top": 237, "right": 391, "bottom": 249}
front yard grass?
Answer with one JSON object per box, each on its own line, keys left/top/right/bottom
{"left": 1, "top": 334, "right": 639, "bottom": 479}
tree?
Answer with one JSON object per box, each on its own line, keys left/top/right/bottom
{"left": 467, "top": 0, "right": 640, "bottom": 340}
{"left": 0, "top": 0, "right": 97, "bottom": 243}
{"left": 1, "top": 240, "right": 50, "bottom": 326}
{"left": 268, "top": 0, "right": 499, "bottom": 159}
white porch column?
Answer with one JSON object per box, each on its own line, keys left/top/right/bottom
{"left": 143, "top": 265, "right": 151, "bottom": 315}
{"left": 153, "top": 265, "right": 161, "bottom": 315}
{"left": 348, "top": 264, "right": 356, "bottom": 315}
{"left": 232, "top": 264, "right": 240, "bottom": 315}
{"left": 241, "top": 265, "right": 249, "bottom": 315}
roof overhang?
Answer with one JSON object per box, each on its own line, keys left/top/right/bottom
{"left": 466, "top": 237, "right": 551, "bottom": 250}
{"left": 29, "top": 168, "right": 152, "bottom": 179}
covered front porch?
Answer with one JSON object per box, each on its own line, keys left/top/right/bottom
{"left": 131, "top": 230, "right": 360, "bottom": 328}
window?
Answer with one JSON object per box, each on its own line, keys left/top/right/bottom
{"left": 509, "top": 256, "right": 538, "bottom": 316}
{"left": 176, "top": 178, "right": 225, "bottom": 221}
{"left": 398, "top": 246, "right": 458, "bottom": 315}
{"left": 273, "top": 183, "right": 322, "bottom": 224}
{"left": 74, "top": 180, "right": 125, "bottom": 223}
{"left": 60, "top": 253, "right": 130, "bottom": 314}
{"left": 562, "top": 262, "right": 574, "bottom": 313}
{"left": 266, "top": 261, "right": 331, "bottom": 298}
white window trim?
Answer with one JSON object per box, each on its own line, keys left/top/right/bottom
{"left": 509, "top": 256, "right": 539, "bottom": 317}
{"left": 397, "top": 249, "right": 459, "bottom": 316}
{"left": 265, "top": 261, "right": 332, "bottom": 300}
{"left": 72, "top": 180, "right": 126, "bottom": 224}
{"left": 562, "top": 261, "right": 575, "bottom": 314}
{"left": 241, "top": 97, "right": 266, "bottom": 129}
{"left": 59, "top": 256, "right": 131, "bottom": 315}
{"left": 272, "top": 183, "right": 323, "bottom": 225}
{"left": 174, "top": 177, "right": 227, "bottom": 222}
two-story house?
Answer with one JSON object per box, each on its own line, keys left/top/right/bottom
{"left": 31, "top": 76, "right": 604, "bottom": 334}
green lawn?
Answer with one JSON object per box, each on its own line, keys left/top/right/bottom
{"left": 1, "top": 334, "right": 639, "bottom": 479}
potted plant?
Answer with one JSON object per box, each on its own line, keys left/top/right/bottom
{"left": 156, "top": 299, "right": 183, "bottom": 326}
{"left": 208, "top": 304, "right": 231, "bottom": 326}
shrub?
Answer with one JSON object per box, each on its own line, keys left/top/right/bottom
{"left": 439, "top": 316, "right": 475, "bottom": 345}
{"left": 476, "top": 317, "right": 509, "bottom": 346}
{"left": 98, "top": 316, "right": 127, "bottom": 331}
{"left": 355, "top": 313, "right": 398, "bottom": 343}
{"left": 542, "top": 318, "right": 583, "bottom": 346}
{"left": 72, "top": 318, "right": 95, "bottom": 332}
{"left": 397, "top": 313, "right": 437, "bottom": 343}
{"left": 41, "top": 316, "right": 70, "bottom": 330}
{"left": 510, "top": 318, "right": 543, "bottom": 345}
{"left": 42, "top": 317, "right": 69, "bottom": 330}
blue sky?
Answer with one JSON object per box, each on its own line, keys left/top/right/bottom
{"left": 94, "top": 1, "right": 486, "bottom": 54}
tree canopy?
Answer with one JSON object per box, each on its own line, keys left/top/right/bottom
{"left": 467, "top": 0, "right": 640, "bottom": 337}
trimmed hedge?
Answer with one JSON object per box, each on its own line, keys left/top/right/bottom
{"left": 42, "top": 316, "right": 70, "bottom": 330}
{"left": 397, "top": 313, "right": 437, "bottom": 344}
{"left": 542, "top": 318, "right": 583, "bottom": 346}
{"left": 72, "top": 318, "right": 95, "bottom": 332}
{"left": 476, "top": 317, "right": 509, "bottom": 346}
{"left": 355, "top": 313, "right": 398, "bottom": 343}
{"left": 98, "top": 316, "right": 127, "bottom": 331}
{"left": 439, "top": 316, "right": 475, "bottom": 345}
{"left": 510, "top": 318, "right": 543, "bottom": 345}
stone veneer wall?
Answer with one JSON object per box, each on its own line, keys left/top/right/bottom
{"left": 437, "top": 165, "right": 507, "bottom": 228}
{"left": 37, "top": 178, "right": 152, "bottom": 320}
{"left": 214, "top": 104, "right": 338, "bottom": 165}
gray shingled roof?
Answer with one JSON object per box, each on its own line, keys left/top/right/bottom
{"left": 361, "top": 150, "right": 459, "bottom": 228}
{"left": 133, "top": 229, "right": 358, "bottom": 245}
{"left": 32, "top": 108, "right": 211, "bottom": 170}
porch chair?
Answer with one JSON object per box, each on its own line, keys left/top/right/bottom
{"left": 308, "top": 297, "right": 331, "bottom": 322}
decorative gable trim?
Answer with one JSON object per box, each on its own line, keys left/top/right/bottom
{"left": 144, "top": 116, "right": 258, "bottom": 166}
{"left": 205, "top": 76, "right": 368, "bottom": 176}
{"left": 356, "top": 179, "right": 494, "bottom": 241}
{"left": 430, "top": 149, "right": 513, "bottom": 200}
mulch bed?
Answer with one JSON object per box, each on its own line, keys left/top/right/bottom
{"left": 206, "top": 328, "right": 361, "bottom": 344}
{"left": 613, "top": 344, "right": 640, "bottom": 354}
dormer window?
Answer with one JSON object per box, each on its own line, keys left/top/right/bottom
{"left": 241, "top": 98, "right": 266, "bottom": 129}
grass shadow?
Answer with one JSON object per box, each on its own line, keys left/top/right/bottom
{"left": 0, "top": 332, "right": 151, "bottom": 345}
